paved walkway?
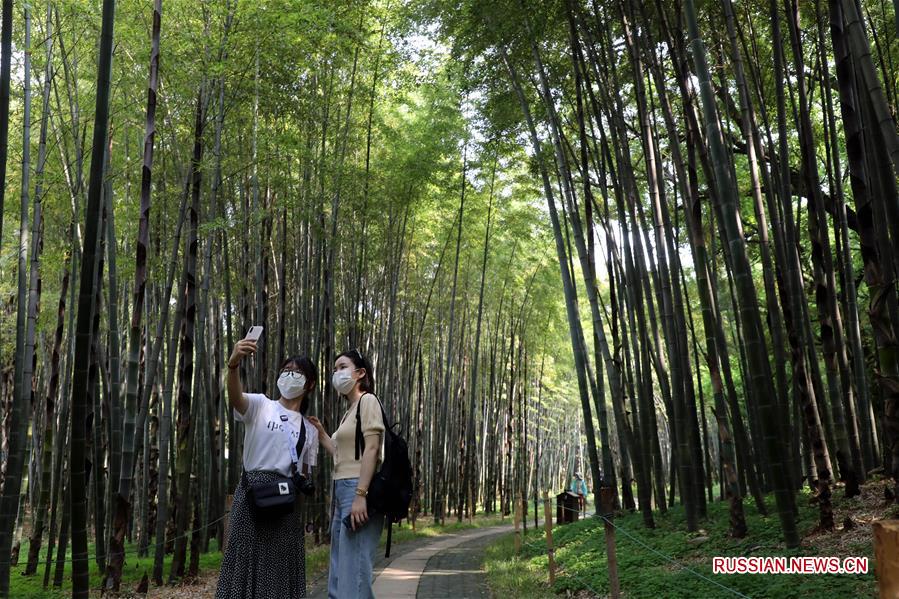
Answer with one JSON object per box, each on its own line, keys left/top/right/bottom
{"left": 307, "top": 523, "right": 512, "bottom": 598}
{"left": 414, "top": 527, "right": 507, "bottom": 598}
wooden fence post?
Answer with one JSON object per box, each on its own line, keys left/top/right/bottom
{"left": 874, "top": 520, "right": 899, "bottom": 598}
{"left": 601, "top": 487, "right": 620, "bottom": 599}
{"left": 514, "top": 493, "right": 522, "bottom": 555}
{"left": 543, "top": 493, "right": 556, "bottom": 585}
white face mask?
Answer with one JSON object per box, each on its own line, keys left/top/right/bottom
{"left": 332, "top": 369, "right": 359, "bottom": 395}
{"left": 277, "top": 371, "right": 307, "bottom": 400}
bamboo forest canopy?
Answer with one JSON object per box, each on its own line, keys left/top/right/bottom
{"left": 0, "top": 0, "right": 896, "bottom": 596}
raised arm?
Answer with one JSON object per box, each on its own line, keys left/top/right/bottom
{"left": 226, "top": 339, "right": 257, "bottom": 415}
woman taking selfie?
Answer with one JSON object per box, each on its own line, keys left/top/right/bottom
{"left": 308, "top": 349, "right": 384, "bottom": 599}
{"left": 216, "top": 335, "right": 319, "bottom": 599}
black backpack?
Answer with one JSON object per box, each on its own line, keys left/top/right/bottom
{"left": 354, "top": 394, "right": 414, "bottom": 557}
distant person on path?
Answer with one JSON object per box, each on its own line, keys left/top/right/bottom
{"left": 570, "top": 472, "right": 589, "bottom": 516}
{"left": 308, "top": 349, "right": 385, "bottom": 599}
{"left": 216, "top": 336, "right": 319, "bottom": 599}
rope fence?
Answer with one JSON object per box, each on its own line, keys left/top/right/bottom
{"left": 9, "top": 492, "right": 751, "bottom": 598}
{"left": 3, "top": 499, "right": 333, "bottom": 570}
{"left": 591, "top": 511, "right": 750, "bottom": 599}
{"left": 511, "top": 494, "right": 751, "bottom": 599}
{"left": 2, "top": 512, "right": 232, "bottom": 570}
{"left": 518, "top": 530, "right": 609, "bottom": 598}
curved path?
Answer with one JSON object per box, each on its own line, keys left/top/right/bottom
{"left": 307, "top": 523, "right": 513, "bottom": 598}
{"left": 413, "top": 527, "right": 508, "bottom": 598}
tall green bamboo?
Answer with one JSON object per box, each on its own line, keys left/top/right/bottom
{"left": 0, "top": 9, "right": 33, "bottom": 595}
{"left": 23, "top": 2, "right": 55, "bottom": 575}
{"left": 169, "top": 91, "right": 204, "bottom": 582}
{"left": 0, "top": 0, "right": 11, "bottom": 243}
{"left": 105, "top": 0, "right": 161, "bottom": 588}
{"left": 830, "top": 0, "right": 899, "bottom": 499}
{"left": 68, "top": 0, "right": 118, "bottom": 595}
{"left": 683, "top": 0, "right": 798, "bottom": 547}
{"left": 817, "top": 0, "right": 876, "bottom": 471}
{"left": 501, "top": 42, "right": 620, "bottom": 525}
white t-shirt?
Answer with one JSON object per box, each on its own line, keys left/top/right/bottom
{"left": 235, "top": 393, "right": 319, "bottom": 476}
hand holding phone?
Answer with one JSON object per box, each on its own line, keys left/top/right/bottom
{"left": 228, "top": 327, "right": 262, "bottom": 369}
{"left": 342, "top": 514, "right": 359, "bottom": 532}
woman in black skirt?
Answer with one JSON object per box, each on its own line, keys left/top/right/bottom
{"left": 216, "top": 336, "right": 319, "bottom": 599}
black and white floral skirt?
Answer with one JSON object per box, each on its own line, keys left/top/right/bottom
{"left": 215, "top": 470, "right": 306, "bottom": 598}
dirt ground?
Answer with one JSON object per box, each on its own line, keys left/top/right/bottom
{"left": 805, "top": 474, "right": 894, "bottom": 555}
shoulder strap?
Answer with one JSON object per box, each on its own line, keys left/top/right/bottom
{"left": 275, "top": 406, "right": 302, "bottom": 475}
{"left": 385, "top": 521, "right": 394, "bottom": 558}
{"left": 354, "top": 394, "right": 366, "bottom": 460}
{"left": 355, "top": 393, "right": 389, "bottom": 460}
{"left": 297, "top": 417, "right": 307, "bottom": 461}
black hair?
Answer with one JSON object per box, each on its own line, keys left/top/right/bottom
{"left": 336, "top": 349, "right": 375, "bottom": 394}
{"left": 279, "top": 355, "right": 317, "bottom": 414}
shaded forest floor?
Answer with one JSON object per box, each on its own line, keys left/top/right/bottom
{"left": 485, "top": 478, "right": 892, "bottom": 598}
{"left": 8, "top": 511, "right": 510, "bottom": 597}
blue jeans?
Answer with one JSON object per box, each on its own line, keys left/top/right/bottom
{"left": 328, "top": 478, "right": 384, "bottom": 598}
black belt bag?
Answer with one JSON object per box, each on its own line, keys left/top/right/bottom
{"left": 243, "top": 470, "right": 300, "bottom": 519}
{"left": 243, "top": 409, "right": 308, "bottom": 519}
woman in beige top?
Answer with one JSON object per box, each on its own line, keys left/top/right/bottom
{"left": 308, "top": 349, "right": 385, "bottom": 599}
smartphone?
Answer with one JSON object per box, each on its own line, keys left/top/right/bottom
{"left": 245, "top": 326, "right": 263, "bottom": 342}
{"left": 342, "top": 514, "right": 358, "bottom": 532}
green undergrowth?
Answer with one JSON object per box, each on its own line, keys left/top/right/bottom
{"left": 9, "top": 538, "right": 225, "bottom": 598}
{"left": 485, "top": 488, "right": 877, "bottom": 598}
{"left": 389, "top": 512, "right": 511, "bottom": 544}
{"left": 9, "top": 511, "right": 508, "bottom": 596}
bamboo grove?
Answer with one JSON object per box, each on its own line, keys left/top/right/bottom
{"left": 427, "top": 0, "right": 899, "bottom": 551}
{"left": 0, "top": 1, "right": 590, "bottom": 596}
{"left": 0, "top": 0, "right": 896, "bottom": 596}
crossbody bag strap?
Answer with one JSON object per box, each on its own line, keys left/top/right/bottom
{"left": 298, "top": 416, "right": 307, "bottom": 453}
{"left": 297, "top": 416, "right": 307, "bottom": 469}
{"left": 275, "top": 406, "right": 302, "bottom": 476}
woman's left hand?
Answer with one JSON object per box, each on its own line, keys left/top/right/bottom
{"left": 350, "top": 495, "right": 368, "bottom": 530}
{"left": 307, "top": 415, "right": 325, "bottom": 434}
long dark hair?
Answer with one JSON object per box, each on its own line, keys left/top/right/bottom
{"left": 279, "top": 355, "right": 317, "bottom": 414}
{"left": 336, "top": 349, "right": 375, "bottom": 394}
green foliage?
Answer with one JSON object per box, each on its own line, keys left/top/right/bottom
{"left": 0, "top": 0, "right": 581, "bottom": 418}
{"left": 4, "top": 0, "right": 895, "bottom": 591}
{"left": 485, "top": 491, "right": 875, "bottom": 598}
{"left": 9, "top": 538, "right": 224, "bottom": 597}
{"left": 6, "top": 504, "right": 511, "bottom": 596}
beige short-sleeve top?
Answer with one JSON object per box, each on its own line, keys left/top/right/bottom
{"left": 331, "top": 393, "right": 385, "bottom": 480}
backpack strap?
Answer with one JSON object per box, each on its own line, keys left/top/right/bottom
{"left": 385, "top": 520, "right": 393, "bottom": 558}
{"left": 354, "top": 393, "right": 367, "bottom": 460}
{"left": 354, "top": 393, "right": 387, "bottom": 460}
